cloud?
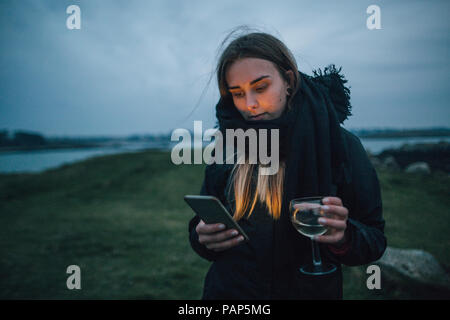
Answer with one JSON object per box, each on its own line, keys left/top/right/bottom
{"left": 0, "top": 0, "right": 449, "bottom": 135}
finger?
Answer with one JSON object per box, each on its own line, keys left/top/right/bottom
{"left": 195, "top": 219, "right": 206, "bottom": 233}
{"left": 207, "top": 235, "right": 245, "bottom": 251}
{"left": 318, "top": 217, "right": 346, "bottom": 230}
{"left": 321, "top": 205, "right": 348, "bottom": 220}
{"left": 322, "top": 197, "right": 343, "bottom": 206}
{"left": 196, "top": 220, "right": 226, "bottom": 235}
{"left": 195, "top": 219, "right": 205, "bottom": 233}
{"left": 314, "top": 233, "right": 345, "bottom": 244}
{"left": 199, "top": 229, "right": 239, "bottom": 245}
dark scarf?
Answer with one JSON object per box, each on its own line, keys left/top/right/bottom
{"left": 214, "top": 64, "right": 353, "bottom": 297}
{"left": 215, "top": 92, "right": 294, "bottom": 163}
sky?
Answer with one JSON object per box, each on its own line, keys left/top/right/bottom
{"left": 0, "top": 0, "right": 449, "bottom": 137}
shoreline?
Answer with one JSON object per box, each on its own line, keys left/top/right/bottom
{"left": 0, "top": 139, "right": 448, "bottom": 175}
{"left": 0, "top": 143, "right": 102, "bottom": 153}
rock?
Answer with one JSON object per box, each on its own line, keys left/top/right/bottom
{"left": 382, "top": 156, "right": 400, "bottom": 170}
{"left": 405, "top": 162, "right": 431, "bottom": 174}
{"left": 376, "top": 247, "right": 450, "bottom": 291}
{"left": 378, "top": 141, "right": 450, "bottom": 173}
{"left": 369, "top": 156, "right": 382, "bottom": 168}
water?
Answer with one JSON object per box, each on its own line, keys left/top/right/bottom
{"left": 0, "top": 136, "right": 448, "bottom": 174}
{"left": 360, "top": 136, "right": 449, "bottom": 154}
{"left": 0, "top": 141, "right": 170, "bottom": 174}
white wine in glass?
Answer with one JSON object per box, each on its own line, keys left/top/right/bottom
{"left": 290, "top": 197, "right": 337, "bottom": 276}
{"left": 291, "top": 206, "right": 327, "bottom": 237}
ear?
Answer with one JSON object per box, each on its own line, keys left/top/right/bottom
{"left": 285, "top": 70, "right": 295, "bottom": 88}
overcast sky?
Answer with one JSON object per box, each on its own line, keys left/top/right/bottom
{"left": 0, "top": 0, "right": 449, "bottom": 137}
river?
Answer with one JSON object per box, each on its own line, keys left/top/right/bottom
{"left": 0, "top": 136, "right": 448, "bottom": 174}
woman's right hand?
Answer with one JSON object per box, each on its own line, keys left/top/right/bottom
{"left": 196, "top": 219, "right": 245, "bottom": 252}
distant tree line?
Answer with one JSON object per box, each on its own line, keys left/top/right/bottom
{"left": 1, "top": 127, "right": 448, "bottom": 149}
{"left": 0, "top": 130, "right": 47, "bottom": 147}
{"left": 351, "top": 127, "right": 450, "bottom": 138}
{"left": 0, "top": 129, "right": 173, "bottom": 149}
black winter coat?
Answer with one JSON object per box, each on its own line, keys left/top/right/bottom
{"left": 188, "top": 128, "right": 387, "bottom": 300}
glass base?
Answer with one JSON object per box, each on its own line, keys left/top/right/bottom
{"left": 299, "top": 263, "right": 337, "bottom": 276}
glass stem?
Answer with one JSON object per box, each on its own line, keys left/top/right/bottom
{"left": 311, "top": 239, "right": 323, "bottom": 269}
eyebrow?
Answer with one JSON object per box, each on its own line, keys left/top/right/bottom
{"left": 227, "top": 75, "right": 270, "bottom": 90}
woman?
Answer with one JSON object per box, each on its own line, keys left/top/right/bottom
{"left": 188, "top": 29, "right": 386, "bottom": 299}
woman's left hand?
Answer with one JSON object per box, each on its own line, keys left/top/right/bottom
{"left": 314, "top": 196, "right": 349, "bottom": 247}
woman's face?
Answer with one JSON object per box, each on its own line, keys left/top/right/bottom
{"left": 225, "top": 57, "right": 293, "bottom": 121}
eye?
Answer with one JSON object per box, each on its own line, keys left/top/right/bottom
{"left": 232, "top": 92, "right": 244, "bottom": 98}
{"left": 256, "top": 85, "right": 267, "bottom": 92}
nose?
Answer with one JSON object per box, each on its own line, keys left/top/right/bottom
{"left": 246, "top": 93, "right": 258, "bottom": 110}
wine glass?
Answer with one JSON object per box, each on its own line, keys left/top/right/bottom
{"left": 289, "top": 197, "right": 337, "bottom": 275}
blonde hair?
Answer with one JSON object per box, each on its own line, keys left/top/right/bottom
{"left": 226, "top": 159, "right": 286, "bottom": 221}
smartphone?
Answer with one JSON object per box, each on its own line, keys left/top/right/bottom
{"left": 184, "top": 195, "right": 249, "bottom": 241}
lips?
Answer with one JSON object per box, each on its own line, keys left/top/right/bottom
{"left": 249, "top": 112, "right": 267, "bottom": 120}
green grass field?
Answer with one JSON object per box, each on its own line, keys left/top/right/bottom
{"left": 0, "top": 150, "right": 449, "bottom": 299}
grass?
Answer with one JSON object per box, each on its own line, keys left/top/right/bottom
{"left": 342, "top": 167, "right": 450, "bottom": 299}
{"left": 0, "top": 149, "right": 449, "bottom": 299}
